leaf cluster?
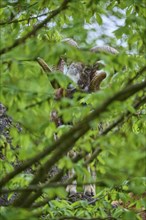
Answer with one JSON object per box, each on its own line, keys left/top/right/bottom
{"left": 0, "top": 0, "right": 146, "bottom": 219}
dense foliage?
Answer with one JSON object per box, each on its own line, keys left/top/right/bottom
{"left": 0, "top": 0, "right": 146, "bottom": 219}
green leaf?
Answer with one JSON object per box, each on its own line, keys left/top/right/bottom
{"left": 96, "top": 13, "right": 103, "bottom": 25}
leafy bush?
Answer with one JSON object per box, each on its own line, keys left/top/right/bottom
{"left": 0, "top": 0, "right": 145, "bottom": 219}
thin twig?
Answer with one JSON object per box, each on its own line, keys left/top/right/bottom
{"left": 126, "top": 66, "right": 146, "bottom": 86}
{"left": 0, "top": 180, "right": 106, "bottom": 194}
{"left": 86, "top": 95, "right": 146, "bottom": 164}
{"left": 0, "top": 0, "right": 71, "bottom": 55}
{"left": 0, "top": 12, "right": 49, "bottom": 25}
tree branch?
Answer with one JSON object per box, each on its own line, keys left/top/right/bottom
{"left": 11, "top": 80, "right": 146, "bottom": 208}
{"left": 0, "top": 94, "right": 144, "bottom": 209}
{"left": 0, "top": 0, "right": 71, "bottom": 55}
{"left": 86, "top": 95, "right": 146, "bottom": 164}
{"left": 0, "top": 180, "right": 106, "bottom": 194}
{"left": 126, "top": 66, "right": 146, "bottom": 86}
{"left": 0, "top": 12, "right": 49, "bottom": 26}
{"left": 0, "top": 80, "right": 145, "bottom": 192}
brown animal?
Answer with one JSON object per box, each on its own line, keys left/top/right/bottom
{"left": 37, "top": 38, "right": 118, "bottom": 198}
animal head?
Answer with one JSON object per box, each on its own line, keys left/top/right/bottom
{"left": 37, "top": 38, "right": 118, "bottom": 92}
{"left": 62, "top": 38, "right": 118, "bottom": 92}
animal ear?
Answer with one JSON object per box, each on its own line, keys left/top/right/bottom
{"left": 61, "top": 38, "right": 79, "bottom": 49}
{"left": 90, "top": 45, "right": 119, "bottom": 54}
{"left": 90, "top": 71, "right": 107, "bottom": 92}
{"left": 36, "top": 57, "right": 61, "bottom": 89}
{"left": 36, "top": 57, "right": 52, "bottom": 73}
